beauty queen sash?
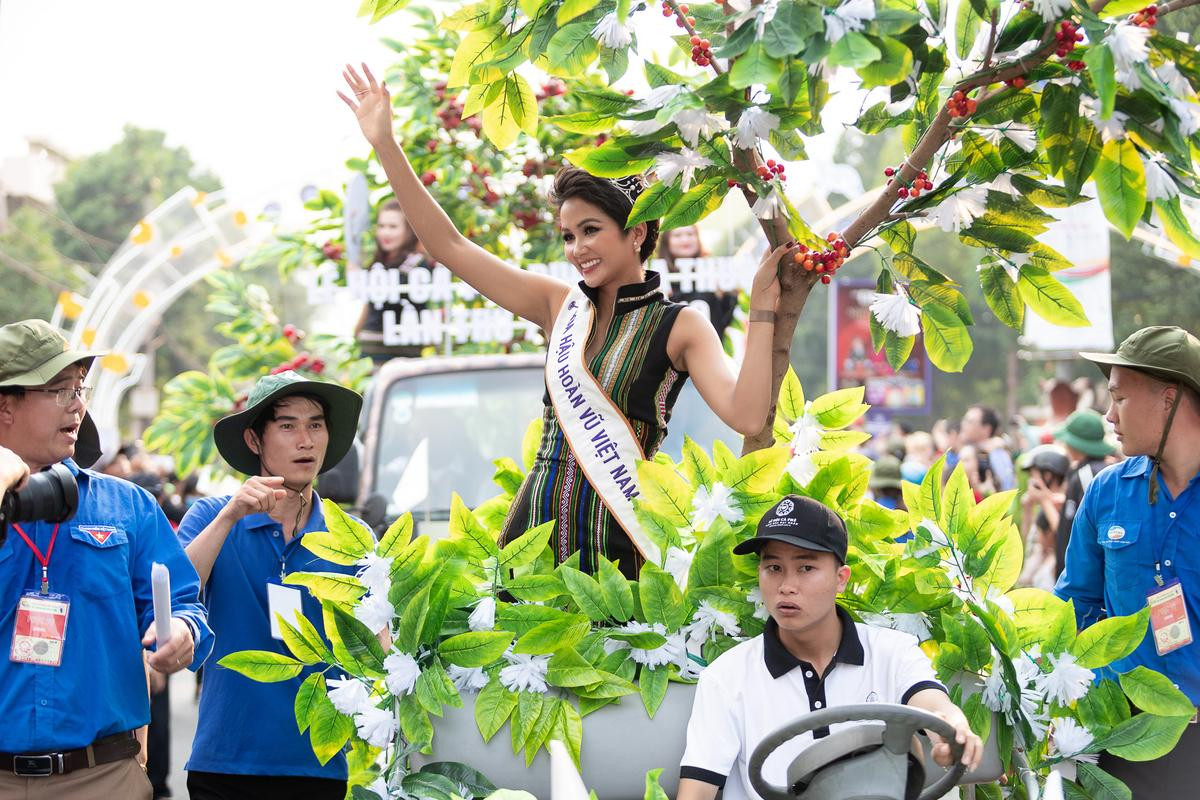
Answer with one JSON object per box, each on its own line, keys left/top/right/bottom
{"left": 546, "top": 289, "right": 661, "bottom": 567}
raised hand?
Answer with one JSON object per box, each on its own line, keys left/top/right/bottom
{"left": 338, "top": 63, "right": 394, "bottom": 147}
{"left": 749, "top": 241, "right": 796, "bottom": 314}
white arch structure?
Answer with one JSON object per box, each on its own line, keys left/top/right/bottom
{"left": 52, "top": 186, "right": 271, "bottom": 459}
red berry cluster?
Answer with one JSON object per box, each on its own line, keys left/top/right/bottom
{"left": 282, "top": 324, "right": 303, "bottom": 342}
{"left": 793, "top": 233, "right": 850, "bottom": 285}
{"left": 690, "top": 34, "right": 713, "bottom": 66}
{"left": 1055, "top": 21, "right": 1083, "bottom": 58}
{"left": 947, "top": 90, "right": 977, "bottom": 118}
{"left": 661, "top": 1, "right": 695, "bottom": 26}
{"left": 755, "top": 159, "right": 786, "bottom": 182}
{"left": 421, "top": 171, "right": 437, "bottom": 186}
{"left": 535, "top": 80, "right": 566, "bottom": 101}
{"left": 321, "top": 241, "right": 343, "bottom": 261}
{"left": 1004, "top": 76, "right": 1027, "bottom": 89}
{"left": 883, "top": 167, "right": 932, "bottom": 199}
{"left": 515, "top": 210, "right": 541, "bottom": 230}
{"left": 270, "top": 352, "right": 326, "bottom": 376}
{"left": 1130, "top": 4, "right": 1158, "bottom": 27}
{"left": 1066, "top": 60, "right": 1086, "bottom": 71}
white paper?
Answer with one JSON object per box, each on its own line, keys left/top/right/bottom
{"left": 151, "top": 562, "right": 172, "bottom": 648}
{"left": 267, "top": 582, "right": 304, "bottom": 641}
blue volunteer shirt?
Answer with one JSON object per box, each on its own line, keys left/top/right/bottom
{"left": 0, "top": 460, "right": 213, "bottom": 752}
{"left": 1055, "top": 456, "right": 1200, "bottom": 703}
{"left": 178, "top": 493, "right": 365, "bottom": 779}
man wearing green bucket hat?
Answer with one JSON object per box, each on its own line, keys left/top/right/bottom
{"left": 177, "top": 370, "right": 370, "bottom": 800}
{"left": 1055, "top": 326, "right": 1200, "bottom": 797}
{"left": 1050, "top": 409, "right": 1117, "bottom": 578}
{"left": 0, "top": 319, "right": 212, "bottom": 799}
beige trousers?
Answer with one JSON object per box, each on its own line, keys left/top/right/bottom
{"left": 0, "top": 756, "right": 151, "bottom": 800}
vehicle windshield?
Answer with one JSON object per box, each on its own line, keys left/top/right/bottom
{"left": 372, "top": 365, "right": 741, "bottom": 520}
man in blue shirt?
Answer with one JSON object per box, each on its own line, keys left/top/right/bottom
{"left": 1056, "top": 325, "right": 1200, "bottom": 798}
{"left": 0, "top": 319, "right": 212, "bottom": 800}
{"left": 179, "top": 370, "right": 366, "bottom": 800}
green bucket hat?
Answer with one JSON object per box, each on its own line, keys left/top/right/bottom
{"left": 869, "top": 455, "right": 903, "bottom": 490}
{"left": 1081, "top": 325, "right": 1200, "bottom": 502}
{"left": 1052, "top": 410, "right": 1115, "bottom": 459}
{"left": 213, "top": 370, "right": 363, "bottom": 476}
{"left": 0, "top": 319, "right": 105, "bottom": 469}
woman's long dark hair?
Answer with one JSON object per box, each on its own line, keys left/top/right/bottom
{"left": 369, "top": 199, "right": 420, "bottom": 268}
{"left": 548, "top": 168, "right": 660, "bottom": 263}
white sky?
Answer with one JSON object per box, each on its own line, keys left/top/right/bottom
{"left": 0, "top": 0, "right": 402, "bottom": 203}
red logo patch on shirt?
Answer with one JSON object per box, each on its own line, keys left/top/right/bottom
{"left": 78, "top": 525, "right": 116, "bottom": 545}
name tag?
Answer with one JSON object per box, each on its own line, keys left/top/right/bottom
{"left": 11, "top": 593, "right": 70, "bottom": 666}
{"left": 267, "top": 582, "right": 304, "bottom": 641}
{"left": 1147, "top": 579, "right": 1193, "bottom": 656}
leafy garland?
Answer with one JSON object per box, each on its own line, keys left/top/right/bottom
{"left": 223, "top": 371, "right": 1192, "bottom": 800}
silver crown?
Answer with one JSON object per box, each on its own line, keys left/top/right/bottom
{"left": 609, "top": 175, "right": 645, "bottom": 208}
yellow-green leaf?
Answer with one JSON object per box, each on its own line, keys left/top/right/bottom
{"left": 1095, "top": 138, "right": 1146, "bottom": 239}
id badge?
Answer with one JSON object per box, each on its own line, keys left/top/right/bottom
{"left": 10, "top": 592, "right": 70, "bottom": 666}
{"left": 1147, "top": 579, "right": 1194, "bottom": 656}
{"left": 267, "top": 582, "right": 304, "bottom": 641}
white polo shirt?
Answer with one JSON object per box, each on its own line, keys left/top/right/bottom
{"left": 679, "top": 606, "right": 945, "bottom": 800}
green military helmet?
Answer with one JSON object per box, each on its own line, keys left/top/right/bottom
{"left": 1080, "top": 325, "right": 1200, "bottom": 397}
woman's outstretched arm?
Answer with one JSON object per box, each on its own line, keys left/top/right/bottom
{"left": 339, "top": 64, "right": 568, "bottom": 330}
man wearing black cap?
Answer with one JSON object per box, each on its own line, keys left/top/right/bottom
{"left": 0, "top": 319, "right": 212, "bottom": 799}
{"left": 178, "top": 370, "right": 367, "bottom": 800}
{"left": 1055, "top": 326, "right": 1200, "bottom": 797}
{"left": 677, "top": 495, "right": 981, "bottom": 800}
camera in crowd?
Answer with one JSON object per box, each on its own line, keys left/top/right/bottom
{"left": 0, "top": 463, "right": 79, "bottom": 546}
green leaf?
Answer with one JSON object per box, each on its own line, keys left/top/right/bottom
{"left": 546, "top": 648, "right": 605, "bottom": 687}
{"left": 1103, "top": 713, "right": 1191, "bottom": 761}
{"left": 499, "top": 521, "right": 554, "bottom": 571}
{"left": 688, "top": 524, "right": 736, "bottom": 590}
{"left": 730, "top": 43, "right": 784, "bottom": 89}
{"left": 330, "top": 603, "right": 388, "bottom": 673}
{"left": 283, "top": 571, "right": 367, "bottom": 604}
{"left": 645, "top": 767, "right": 670, "bottom": 800}
{"left": 762, "top": 0, "right": 818, "bottom": 58}
{"left": 218, "top": 650, "right": 304, "bottom": 682}
{"left": 1095, "top": 138, "right": 1146, "bottom": 239}
{"left": 306, "top": 682, "right": 354, "bottom": 764}
{"left": 940, "top": 463, "right": 974, "bottom": 536}
{"left": 1072, "top": 607, "right": 1150, "bottom": 668}
{"left": 1156, "top": 198, "right": 1200, "bottom": 260}
{"left": 306, "top": 499, "right": 375, "bottom": 563}
{"left": 638, "top": 562, "right": 688, "bottom": 629}
{"left": 1119, "top": 667, "right": 1197, "bottom": 717}
{"left": 662, "top": 178, "right": 728, "bottom": 230}
{"left": 1084, "top": 44, "right": 1117, "bottom": 121}
{"left": 776, "top": 367, "right": 806, "bottom": 421}
{"left": 598, "top": 558, "right": 635, "bottom": 622}
{"left": 1078, "top": 679, "right": 1131, "bottom": 731}
{"left": 546, "top": 21, "right": 600, "bottom": 76}
{"left": 503, "top": 573, "right": 568, "bottom": 602}
{"left": 556, "top": 0, "right": 599, "bottom": 24}
{"left": 401, "top": 772, "right": 459, "bottom": 800}
{"left": 680, "top": 436, "right": 718, "bottom": 491}
{"left": 475, "top": 677, "right": 518, "bottom": 742}
{"left": 1077, "top": 762, "right": 1130, "bottom": 800}
{"left": 294, "top": 672, "right": 324, "bottom": 734}
{"left": 448, "top": 29, "right": 499, "bottom": 88}
{"left": 920, "top": 303, "right": 973, "bottom": 373}
{"left": 636, "top": 460, "right": 692, "bottom": 526}
{"left": 628, "top": 181, "right": 683, "bottom": 228}
{"left": 567, "top": 142, "right": 658, "bottom": 178}
{"left": 1039, "top": 84, "right": 1078, "bottom": 175}
{"left": 882, "top": 331, "right": 915, "bottom": 371}
{"left": 399, "top": 692, "right": 434, "bottom": 751}
{"left": 640, "top": 664, "right": 670, "bottom": 717}
{"left": 559, "top": 566, "right": 611, "bottom": 622}
{"left": 714, "top": 20, "right": 756, "bottom": 59}
{"left": 551, "top": 700, "right": 584, "bottom": 766}
{"left": 513, "top": 613, "right": 592, "bottom": 654}
{"left": 859, "top": 37, "right": 913, "bottom": 88}
{"left": 1063, "top": 125, "right": 1102, "bottom": 201}
{"left": 1017, "top": 267, "right": 1089, "bottom": 327}
{"left": 377, "top": 512, "right": 414, "bottom": 560}
{"left": 395, "top": 582, "right": 432, "bottom": 654}
{"left": 440, "top": 630, "right": 514, "bottom": 667}
{"left": 417, "top": 763, "right": 497, "bottom": 798}
{"left": 954, "top": 0, "right": 982, "bottom": 61}
{"left": 722, "top": 448, "right": 789, "bottom": 496}
{"left": 828, "top": 32, "right": 881, "bottom": 69}
{"left": 278, "top": 614, "right": 330, "bottom": 665}
{"left": 810, "top": 386, "right": 868, "bottom": 429}
{"left": 978, "top": 264, "right": 1024, "bottom": 329}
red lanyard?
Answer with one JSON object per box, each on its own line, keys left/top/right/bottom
{"left": 12, "top": 523, "right": 61, "bottom": 595}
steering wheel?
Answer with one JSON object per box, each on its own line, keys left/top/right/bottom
{"left": 748, "top": 703, "right": 966, "bottom": 800}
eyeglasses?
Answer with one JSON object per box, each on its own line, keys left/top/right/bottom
{"left": 25, "top": 386, "right": 94, "bottom": 407}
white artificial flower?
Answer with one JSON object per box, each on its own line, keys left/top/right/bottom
{"left": 982, "top": 124, "right": 1037, "bottom": 153}
{"left": 1036, "top": 652, "right": 1094, "bottom": 706}
{"left": 674, "top": 108, "right": 727, "bottom": 148}
{"left": 1014, "top": 647, "right": 1043, "bottom": 687}
{"left": 1168, "top": 98, "right": 1200, "bottom": 137}
{"left": 468, "top": 596, "right": 497, "bottom": 632}
{"left": 728, "top": 0, "right": 779, "bottom": 37}
{"left": 625, "top": 119, "right": 667, "bottom": 136}
{"left": 860, "top": 611, "right": 932, "bottom": 642}
{"left": 1106, "top": 21, "right": 1151, "bottom": 74}
{"left": 1017, "top": 686, "right": 1050, "bottom": 738}
{"left": 981, "top": 659, "right": 1011, "bottom": 713}
{"left": 1051, "top": 717, "right": 1099, "bottom": 762}
{"left": 689, "top": 600, "right": 742, "bottom": 639}
{"left": 988, "top": 173, "right": 1021, "bottom": 199}
{"left": 747, "top": 587, "right": 770, "bottom": 620}
{"left": 1079, "top": 96, "right": 1130, "bottom": 142}
{"left": 884, "top": 96, "right": 917, "bottom": 116}
{"left": 591, "top": 12, "right": 631, "bottom": 49}
{"left": 604, "top": 621, "right": 683, "bottom": 667}
{"left": 869, "top": 289, "right": 922, "bottom": 337}
{"left": 367, "top": 775, "right": 393, "bottom": 800}
{"left": 984, "top": 586, "right": 1015, "bottom": 615}
{"left": 356, "top": 552, "right": 394, "bottom": 598}
{"left": 354, "top": 705, "right": 399, "bottom": 748}
{"left": 1115, "top": 64, "right": 1142, "bottom": 92}
{"left": 447, "top": 664, "right": 490, "bottom": 692}
{"left": 734, "top": 106, "right": 780, "bottom": 149}
{"left": 1156, "top": 62, "right": 1194, "bottom": 98}
{"left": 383, "top": 651, "right": 421, "bottom": 697}
{"left": 824, "top": 0, "right": 876, "bottom": 43}
{"left": 354, "top": 592, "right": 396, "bottom": 634}
{"left": 655, "top": 149, "right": 713, "bottom": 192}
{"left": 499, "top": 651, "right": 550, "bottom": 693}
{"left": 636, "top": 84, "right": 686, "bottom": 112}
{"left": 787, "top": 451, "right": 819, "bottom": 486}
{"left": 664, "top": 546, "right": 694, "bottom": 589}
{"left": 1144, "top": 157, "right": 1179, "bottom": 202}
{"left": 326, "top": 676, "right": 373, "bottom": 716}
{"left": 927, "top": 186, "right": 988, "bottom": 233}
{"left": 1031, "top": 0, "right": 1071, "bottom": 22}
{"left": 751, "top": 187, "right": 786, "bottom": 220}
{"left": 691, "top": 482, "right": 744, "bottom": 531}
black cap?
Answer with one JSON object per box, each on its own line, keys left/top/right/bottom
{"left": 733, "top": 495, "right": 848, "bottom": 563}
